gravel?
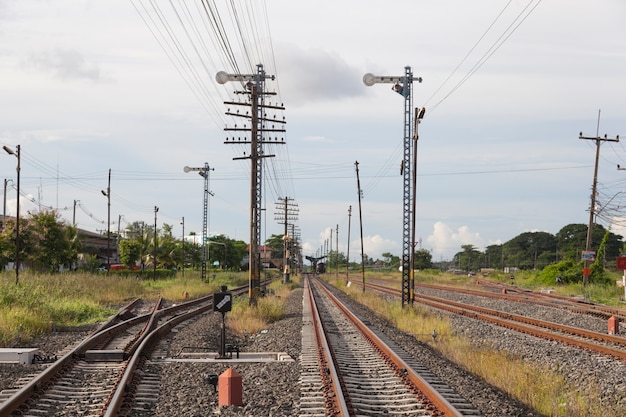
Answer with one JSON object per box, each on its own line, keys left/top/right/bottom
{"left": 2, "top": 278, "right": 626, "bottom": 417}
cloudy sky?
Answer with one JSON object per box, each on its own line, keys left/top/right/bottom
{"left": 1, "top": 0, "right": 625, "bottom": 263}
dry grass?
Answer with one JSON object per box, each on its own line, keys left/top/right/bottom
{"left": 332, "top": 276, "right": 624, "bottom": 417}
{"left": 225, "top": 276, "right": 296, "bottom": 337}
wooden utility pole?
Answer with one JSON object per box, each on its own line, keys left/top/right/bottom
{"left": 218, "top": 65, "right": 285, "bottom": 304}
{"left": 579, "top": 113, "right": 619, "bottom": 286}
{"left": 275, "top": 196, "right": 298, "bottom": 283}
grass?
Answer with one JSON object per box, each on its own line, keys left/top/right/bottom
{"left": 332, "top": 272, "right": 625, "bottom": 417}
{"left": 226, "top": 277, "right": 294, "bottom": 337}
{"left": 0, "top": 269, "right": 251, "bottom": 347}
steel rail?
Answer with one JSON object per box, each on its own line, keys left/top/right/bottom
{"left": 304, "top": 277, "right": 351, "bottom": 416}
{"left": 103, "top": 285, "right": 251, "bottom": 417}
{"left": 0, "top": 299, "right": 158, "bottom": 417}
{"left": 361, "top": 280, "right": 626, "bottom": 361}
{"left": 312, "top": 278, "right": 464, "bottom": 417}
{"left": 0, "top": 280, "right": 273, "bottom": 417}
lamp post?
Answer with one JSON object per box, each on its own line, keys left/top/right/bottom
{"left": 3, "top": 178, "right": 14, "bottom": 230}
{"left": 101, "top": 169, "right": 111, "bottom": 271}
{"left": 209, "top": 241, "right": 227, "bottom": 269}
{"left": 3, "top": 145, "right": 20, "bottom": 285}
{"left": 180, "top": 216, "right": 185, "bottom": 277}
{"left": 153, "top": 206, "right": 159, "bottom": 281}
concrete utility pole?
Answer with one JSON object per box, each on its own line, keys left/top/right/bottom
{"left": 579, "top": 113, "right": 619, "bottom": 286}
{"left": 346, "top": 205, "right": 352, "bottom": 283}
{"left": 217, "top": 64, "right": 285, "bottom": 304}
{"left": 363, "top": 67, "right": 422, "bottom": 306}
{"left": 410, "top": 107, "right": 426, "bottom": 303}
{"left": 101, "top": 168, "right": 111, "bottom": 272}
{"left": 355, "top": 161, "right": 365, "bottom": 292}
{"left": 184, "top": 163, "right": 214, "bottom": 281}
{"left": 335, "top": 224, "right": 339, "bottom": 279}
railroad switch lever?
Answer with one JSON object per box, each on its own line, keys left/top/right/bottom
{"left": 431, "top": 329, "right": 437, "bottom": 342}
{"left": 207, "top": 374, "right": 218, "bottom": 393}
{"left": 214, "top": 286, "right": 233, "bottom": 359}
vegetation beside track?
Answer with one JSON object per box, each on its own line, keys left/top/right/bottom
{"left": 0, "top": 270, "right": 254, "bottom": 347}
{"left": 324, "top": 270, "right": 624, "bottom": 417}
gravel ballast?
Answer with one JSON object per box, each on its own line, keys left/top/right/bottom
{"left": 2, "top": 278, "right": 625, "bottom": 416}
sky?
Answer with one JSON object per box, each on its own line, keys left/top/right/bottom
{"left": 1, "top": 0, "right": 625, "bottom": 264}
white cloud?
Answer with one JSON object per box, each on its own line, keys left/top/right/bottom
{"left": 427, "top": 222, "right": 484, "bottom": 259}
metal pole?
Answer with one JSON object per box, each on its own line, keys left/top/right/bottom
{"left": 101, "top": 169, "right": 111, "bottom": 272}
{"left": 15, "top": 146, "right": 19, "bottom": 285}
{"left": 181, "top": 217, "right": 185, "bottom": 277}
{"left": 3, "top": 179, "right": 7, "bottom": 228}
{"left": 153, "top": 206, "right": 158, "bottom": 281}
{"left": 346, "top": 205, "right": 351, "bottom": 283}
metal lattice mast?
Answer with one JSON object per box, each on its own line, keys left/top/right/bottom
{"left": 183, "top": 163, "right": 214, "bottom": 282}
{"left": 253, "top": 64, "right": 265, "bottom": 297}
{"left": 363, "top": 66, "right": 422, "bottom": 306}
{"left": 401, "top": 66, "right": 413, "bottom": 306}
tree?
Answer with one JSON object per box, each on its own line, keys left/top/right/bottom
{"left": 382, "top": 252, "right": 400, "bottom": 269}
{"left": 413, "top": 249, "right": 432, "bottom": 270}
{"left": 453, "top": 244, "right": 482, "bottom": 272}
{"left": 25, "top": 211, "right": 80, "bottom": 273}
{"left": 504, "top": 231, "right": 556, "bottom": 270}
{"left": 264, "top": 234, "right": 285, "bottom": 259}
{"left": 119, "top": 239, "right": 141, "bottom": 268}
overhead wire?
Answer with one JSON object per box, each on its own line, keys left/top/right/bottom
{"left": 425, "top": 0, "right": 542, "bottom": 115}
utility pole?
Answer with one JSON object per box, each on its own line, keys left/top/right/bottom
{"left": 72, "top": 199, "right": 79, "bottom": 226}
{"left": 346, "top": 205, "right": 352, "bottom": 283}
{"left": 335, "top": 224, "right": 339, "bottom": 279}
{"left": 274, "top": 196, "right": 298, "bottom": 283}
{"left": 363, "top": 67, "right": 422, "bottom": 306}
{"left": 117, "top": 214, "right": 123, "bottom": 263}
{"left": 355, "top": 161, "right": 365, "bottom": 292}
{"left": 184, "top": 163, "right": 214, "bottom": 282}
{"left": 217, "top": 64, "right": 285, "bottom": 304}
{"left": 181, "top": 216, "right": 185, "bottom": 277}
{"left": 153, "top": 206, "right": 158, "bottom": 281}
{"left": 101, "top": 169, "right": 111, "bottom": 272}
{"left": 410, "top": 107, "right": 426, "bottom": 303}
{"left": 579, "top": 113, "right": 619, "bottom": 286}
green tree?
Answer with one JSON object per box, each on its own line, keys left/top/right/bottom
{"left": 25, "top": 211, "right": 80, "bottom": 273}
{"left": 413, "top": 249, "right": 432, "bottom": 270}
{"left": 264, "top": 233, "right": 285, "bottom": 259}
{"left": 453, "top": 244, "right": 481, "bottom": 272}
{"left": 504, "top": 231, "right": 556, "bottom": 270}
{"left": 382, "top": 252, "right": 400, "bottom": 269}
{"left": 119, "top": 239, "right": 141, "bottom": 268}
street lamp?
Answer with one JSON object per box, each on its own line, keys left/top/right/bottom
{"left": 153, "top": 206, "right": 159, "bottom": 281}
{"left": 180, "top": 216, "right": 185, "bottom": 277}
{"left": 3, "top": 145, "right": 20, "bottom": 285}
{"left": 208, "top": 241, "right": 227, "bottom": 269}
{"left": 3, "top": 179, "right": 14, "bottom": 230}
{"left": 101, "top": 169, "right": 111, "bottom": 271}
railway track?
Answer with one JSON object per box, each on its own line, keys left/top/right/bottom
{"left": 358, "top": 279, "right": 626, "bottom": 361}
{"left": 369, "top": 275, "right": 626, "bottom": 321}
{"left": 0, "top": 285, "right": 250, "bottom": 417}
{"left": 302, "top": 276, "right": 482, "bottom": 416}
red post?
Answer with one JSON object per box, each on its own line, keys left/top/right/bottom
{"left": 218, "top": 367, "right": 243, "bottom": 407}
{"left": 608, "top": 316, "right": 619, "bottom": 335}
